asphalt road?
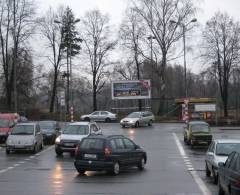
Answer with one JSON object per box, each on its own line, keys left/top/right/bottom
{"left": 0, "top": 123, "right": 238, "bottom": 195}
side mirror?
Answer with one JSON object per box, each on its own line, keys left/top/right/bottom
{"left": 207, "top": 152, "right": 214, "bottom": 157}
{"left": 56, "top": 127, "right": 60, "bottom": 131}
{"left": 218, "top": 162, "right": 225, "bottom": 167}
{"left": 135, "top": 145, "right": 140, "bottom": 149}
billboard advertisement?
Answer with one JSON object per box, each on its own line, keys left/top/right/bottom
{"left": 112, "top": 80, "right": 151, "bottom": 100}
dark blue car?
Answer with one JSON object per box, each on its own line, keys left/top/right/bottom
{"left": 218, "top": 151, "right": 240, "bottom": 195}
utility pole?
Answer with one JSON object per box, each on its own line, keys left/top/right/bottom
{"left": 13, "top": 0, "right": 17, "bottom": 112}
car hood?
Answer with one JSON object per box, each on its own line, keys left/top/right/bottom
{"left": 80, "top": 114, "right": 89, "bottom": 118}
{"left": 214, "top": 156, "right": 228, "bottom": 167}
{"left": 121, "top": 117, "right": 139, "bottom": 122}
{"left": 7, "top": 135, "right": 35, "bottom": 144}
{"left": 60, "top": 134, "right": 88, "bottom": 141}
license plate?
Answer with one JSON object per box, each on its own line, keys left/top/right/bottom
{"left": 84, "top": 154, "right": 97, "bottom": 159}
{"left": 64, "top": 143, "right": 74, "bottom": 147}
{"left": 15, "top": 145, "right": 24, "bottom": 148}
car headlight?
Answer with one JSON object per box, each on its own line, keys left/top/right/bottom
{"left": 7, "top": 139, "right": 13, "bottom": 145}
{"left": 55, "top": 136, "right": 61, "bottom": 144}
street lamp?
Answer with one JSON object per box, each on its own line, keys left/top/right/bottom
{"left": 147, "top": 35, "right": 156, "bottom": 80}
{"left": 170, "top": 18, "right": 197, "bottom": 98}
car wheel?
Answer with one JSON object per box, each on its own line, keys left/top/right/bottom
{"left": 111, "top": 162, "right": 120, "bottom": 175}
{"left": 6, "top": 149, "right": 10, "bottom": 155}
{"left": 138, "top": 157, "right": 146, "bottom": 171}
{"left": 135, "top": 121, "right": 139, "bottom": 128}
{"left": 105, "top": 118, "right": 111, "bottom": 123}
{"left": 76, "top": 169, "right": 85, "bottom": 175}
{"left": 121, "top": 125, "right": 125, "bottom": 128}
{"left": 55, "top": 148, "right": 63, "bottom": 156}
{"left": 213, "top": 168, "right": 218, "bottom": 184}
{"left": 218, "top": 178, "right": 225, "bottom": 195}
{"left": 148, "top": 120, "right": 152, "bottom": 126}
{"left": 205, "top": 163, "right": 211, "bottom": 177}
{"left": 84, "top": 117, "right": 90, "bottom": 122}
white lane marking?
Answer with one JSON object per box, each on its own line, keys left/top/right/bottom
{"left": 173, "top": 133, "right": 212, "bottom": 195}
{"left": 0, "top": 146, "right": 55, "bottom": 175}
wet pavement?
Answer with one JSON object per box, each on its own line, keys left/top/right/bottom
{"left": 0, "top": 123, "right": 238, "bottom": 195}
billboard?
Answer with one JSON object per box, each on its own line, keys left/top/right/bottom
{"left": 194, "top": 104, "right": 216, "bottom": 112}
{"left": 112, "top": 80, "right": 151, "bottom": 100}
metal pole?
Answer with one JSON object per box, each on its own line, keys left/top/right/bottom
{"left": 13, "top": 0, "right": 17, "bottom": 112}
{"left": 183, "top": 25, "right": 187, "bottom": 98}
{"left": 70, "top": 42, "right": 74, "bottom": 122}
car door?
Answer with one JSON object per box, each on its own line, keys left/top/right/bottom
{"left": 123, "top": 138, "right": 140, "bottom": 165}
{"left": 113, "top": 138, "right": 128, "bottom": 166}
{"left": 221, "top": 152, "right": 236, "bottom": 193}
{"left": 225, "top": 153, "right": 239, "bottom": 194}
{"left": 90, "top": 111, "right": 100, "bottom": 121}
{"left": 206, "top": 141, "right": 215, "bottom": 172}
{"left": 100, "top": 111, "right": 108, "bottom": 121}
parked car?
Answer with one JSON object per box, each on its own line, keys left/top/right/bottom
{"left": 183, "top": 121, "right": 212, "bottom": 148}
{"left": 39, "top": 121, "right": 60, "bottom": 145}
{"left": 80, "top": 111, "right": 117, "bottom": 122}
{"left": 6, "top": 122, "right": 43, "bottom": 154}
{"left": 218, "top": 151, "right": 240, "bottom": 195}
{"left": 0, "top": 113, "right": 19, "bottom": 143}
{"left": 120, "top": 111, "right": 154, "bottom": 128}
{"left": 55, "top": 121, "right": 102, "bottom": 156}
{"left": 205, "top": 139, "right": 240, "bottom": 184}
{"left": 74, "top": 134, "right": 147, "bottom": 175}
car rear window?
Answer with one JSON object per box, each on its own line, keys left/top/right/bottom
{"left": 81, "top": 138, "right": 105, "bottom": 150}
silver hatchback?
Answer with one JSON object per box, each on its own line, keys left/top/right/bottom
{"left": 6, "top": 123, "right": 43, "bottom": 154}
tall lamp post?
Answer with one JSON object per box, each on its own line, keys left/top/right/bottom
{"left": 54, "top": 18, "right": 80, "bottom": 120}
{"left": 170, "top": 18, "right": 197, "bottom": 98}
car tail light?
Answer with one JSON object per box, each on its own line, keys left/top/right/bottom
{"left": 75, "top": 145, "right": 80, "bottom": 156}
{"left": 234, "top": 178, "right": 240, "bottom": 188}
{"left": 104, "top": 147, "right": 111, "bottom": 156}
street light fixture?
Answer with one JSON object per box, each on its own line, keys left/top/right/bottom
{"left": 170, "top": 18, "right": 197, "bottom": 98}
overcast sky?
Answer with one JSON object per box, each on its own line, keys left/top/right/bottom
{"left": 36, "top": 0, "right": 240, "bottom": 73}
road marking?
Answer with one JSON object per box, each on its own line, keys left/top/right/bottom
{"left": 173, "top": 133, "right": 212, "bottom": 195}
{"left": 0, "top": 146, "right": 55, "bottom": 175}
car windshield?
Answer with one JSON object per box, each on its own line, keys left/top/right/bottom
{"left": 0, "top": 119, "right": 9, "bottom": 128}
{"left": 191, "top": 124, "right": 209, "bottom": 132}
{"left": 63, "top": 125, "right": 89, "bottom": 135}
{"left": 39, "top": 122, "right": 55, "bottom": 129}
{"left": 216, "top": 143, "right": 240, "bottom": 156}
{"left": 127, "top": 112, "right": 141, "bottom": 118}
{"left": 81, "top": 138, "right": 105, "bottom": 150}
{"left": 11, "top": 125, "right": 34, "bottom": 135}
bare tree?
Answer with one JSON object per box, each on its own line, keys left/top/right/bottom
{"left": 38, "top": 7, "right": 65, "bottom": 113}
{"left": 81, "top": 10, "right": 117, "bottom": 111}
{"left": 0, "top": 0, "right": 35, "bottom": 110}
{"left": 132, "top": 0, "right": 196, "bottom": 114}
{"left": 202, "top": 12, "right": 240, "bottom": 117}
{"left": 119, "top": 8, "right": 146, "bottom": 110}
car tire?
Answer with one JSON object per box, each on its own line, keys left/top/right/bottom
{"left": 76, "top": 168, "right": 85, "bottom": 175}
{"left": 213, "top": 167, "right": 218, "bottom": 184}
{"left": 135, "top": 121, "right": 139, "bottom": 128}
{"left": 84, "top": 117, "right": 90, "bottom": 122}
{"left": 111, "top": 162, "right": 120, "bottom": 176}
{"left": 6, "top": 149, "right": 10, "bottom": 155}
{"left": 121, "top": 125, "right": 125, "bottom": 128}
{"left": 55, "top": 148, "right": 63, "bottom": 156}
{"left": 218, "top": 178, "right": 225, "bottom": 195}
{"left": 205, "top": 163, "right": 211, "bottom": 177}
{"left": 105, "top": 118, "right": 111, "bottom": 123}
{"left": 138, "top": 157, "right": 146, "bottom": 171}
{"left": 148, "top": 120, "right": 152, "bottom": 126}
{"left": 32, "top": 145, "right": 37, "bottom": 154}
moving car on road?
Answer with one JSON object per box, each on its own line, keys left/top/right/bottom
{"left": 6, "top": 122, "right": 43, "bottom": 154}
{"left": 120, "top": 111, "right": 154, "bottom": 128}
{"left": 74, "top": 135, "right": 147, "bottom": 175}
{"left": 205, "top": 139, "right": 240, "bottom": 184}
{"left": 218, "top": 151, "right": 240, "bottom": 195}
{"left": 39, "top": 121, "right": 60, "bottom": 145}
{"left": 183, "top": 121, "right": 212, "bottom": 148}
{"left": 80, "top": 111, "right": 117, "bottom": 122}
{"left": 55, "top": 121, "right": 102, "bottom": 156}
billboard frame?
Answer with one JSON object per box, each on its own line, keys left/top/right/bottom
{"left": 111, "top": 80, "right": 151, "bottom": 100}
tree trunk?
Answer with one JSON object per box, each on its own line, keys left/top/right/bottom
{"left": 93, "top": 73, "right": 97, "bottom": 111}
{"left": 49, "top": 68, "right": 58, "bottom": 113}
